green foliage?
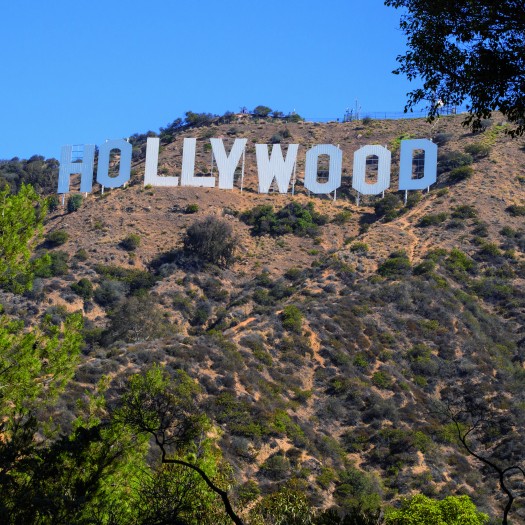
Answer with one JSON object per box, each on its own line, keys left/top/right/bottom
{"left": 120, "top": 233, "right": 141, "bottom": 251}
{"left": 105, "top": 295, "right": 172, "bottom": 343}
{"left": 253, "top": 105, "right": 272, "bottom": 117}
{"left": 251, "top": 484, "right": 314, "bottom": 525}
{"left": 385, "top": 494, "right": 489, "bottom": 524}
{"left": 241, "top": 202, "right": 328, "bottom": 237}
{"left": 385, "top": 0, "right": 525, "bottom": 135}
{"left": 0, "top": 155, "right": 59, "bottom": 195}
{"left": 66, "top": 193, "right": 83, "bottom": 212}
{"left": 94, "top": 264, "right": 157, "bottom": 293}
{"left": 377, "top": 251, "right": 411, "bottom": 277}
{"left": 418, "top": 213, "right": 448, "bottom": 227}
{"left": 183, "top": 216, "right": 236, "bottom": 266}
{"left": 374, "top": 193, "right": 402, "bottom": 221}
{"left": 281, "top": 305, "right": 304, "bottom": 333}
{"left": 506, "top": 204, "right": 525, "bottom": 217}
{"left": 372, "top": 371, "right": 393, "bottom": 389}
{"left": 45, "top": 229, "right": 68, "bottom": 247}
{"left": 448, "top": 165, "right": 474, "bottom": 183}
{"left": 451, "top": 205, "right": 478, "bottom": 219}
{"left": 35, "top": 250, "right": 69, "bottom": 277}
{"left": 185, "top": 203, "right": 199, "bottom": 214}
{"left": 0, "top": 310, "right": 83, "bottom": 419}
{"left": 70, "top": 278, "right": 94, "bottom": 300}
{"left": 464, "top": 142, "right": 491, "bottom": 158}
{"left": 0, "top": 184, "right": 46, "bottom": 293}
{"left": 446, "top": 248, "right": 475, "bottom": 273}
{"left": 350, "top": 242, "right": 369, "bottom": 254}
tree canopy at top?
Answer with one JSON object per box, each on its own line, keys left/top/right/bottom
{"left": 385, "top": 0, "right": 525, "bottom": 135}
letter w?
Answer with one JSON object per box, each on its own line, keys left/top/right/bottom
{"left": 255, "top": 144, "right": 299, "bottom": 193}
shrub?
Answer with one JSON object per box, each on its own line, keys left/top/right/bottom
{"left": 45, "top": 230, "right": 68, "bottom": 247}
{"left": 418, "top": 213, "right": 448, "bottom": 227}
{"left": 432, "top": 133, "right": 452, "bottom": 146}
{"left": 70, "top": 278, "right": 93, "bottom": 300}
{"left": 372, "top": 371, "right": 393, "bottom": 389}
{"left": 281, "top": 305, "right": 303, "bottom": 333}
{"left": 374, "top": 193, "right": 402, "bottom": 220}
{"left": 35, "top": 250, "right": 69, "bottom": 277}
{"left": 183, "top": 216, "right": 236, "bottom": 266}
{"left": 377, "top": 251, "right": 411, "bottom": 277}
{"left": 93, "top": 279, "right": 128, "bottom": 307}
{"left": 350, "top": 242, "right": 369, "bottom": 254}
{"left": 451, "top": 205, "right": 478, "bottom": 219}
{"left": 332, "top": 210, "right": 353, "bottom": 224}
{"left": 253, "top": 105, "right": 272, "bottom": 117}
{"left": 446, "top": 248, "right": 475, "bottom": 273}
{"left": 448, "top": 165, "right": 474, "bottom": 183}
{"left": 506, "top": 204, "right": 525, "bottom": 217}
{"left": 362, "top": 116, "right": 373, "bottom": 125}
{"left": 438, "top": 151, "right": 473, "bottom": 173}
{"left": 66, "top": 194, "right": 83, "bottom": 212}
{"left": 120, "top": 233, "right": 141, "bottom": 251}
{"left": 47, "top": 195, "right": 59, "bottom": 211}
{"left": 241, "top": 202, "right": 327, "bottom": 238}
{"left": 464, "top": 142, "right": 491, "bottom": 158}
{"left": 74, "top": 248, "right": 88, "bottom": 261}
{"left": 184, "top": 203, "right": 199, "bottom": 214}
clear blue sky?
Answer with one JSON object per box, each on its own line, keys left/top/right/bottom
{"left": 0, "top": 0, "right": 416, "bottom": 160}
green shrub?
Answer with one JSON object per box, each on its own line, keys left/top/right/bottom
{"left": 464, "top": 142, "right": 491, "bottom": 158}
{"left": 184, "top": 203, "right": 199, "bottom": 214}
{"left": 241, "top": 202, "right": 327, "bottom": 238}
{"left": 378, "top": 251, "right": 411, "bottom": 277}
{"left": 333, "top": 210, "right": 353, "bottom": 224}
{"left": 438, "top": 151, "right": 473, "bottom": 173}
{"left": 183, "top": 216, "right": 236, "bottom": 266}
{"left": 446, "top": 248, "right": 475, "bottom": 273}
{"left": 281, "top": 305, "right": 303, "bottom": 333}
{"left": 418, "top": 213, "right": 448, "bottom": 227}
{"left": 372, "top": 371, "right": 393, "bottom": 389}
{"left": 253, "top": 105, "right": 272, "bottom": 117}
{"left": 120, "top": 233, "right": 141, "bottom": 251}
{"left": 45, "top": 230, "right": 68, "bottom": 247}
{"left": 70, "top": 278, "right": 93, "bottom": 300}
{"left": 47, "top": 195, "right": 59, "bottom": 211}
{"left": 350, "top": 242, "right": 369, "bottom": 254}
{"left": 506, "top": 204, "right": 525, "bottom": 217}
{"left": 94, "top": 264, "right": 157, "bottom": 293}
{"left": 73, "top": 248, "right": 88, "bottom": 261}
{"left": 374, "top": 193, "right": 402, "bottom": 220}
{"left": 451, "top": 205, "right": 478, "bottom": 219}
{"left": 448, "top": 165, "right": 474, "bottom": 183}
{"left": 35, "top": 250, "right": 69, "bottom": 277}
{"left": 66, "top": 194, "right": 83, "bottom": 213}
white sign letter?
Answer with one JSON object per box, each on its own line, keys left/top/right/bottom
{"left": 398, "top": 139, "right": 437, "bottom": 191}
{"left": 57, "top": 145, "right": 95, "bottom": 193}
{"left": 181, "top": 138, "right": 215, "bottom": 187}
{"left": 256, "top": 144, "right": 299, "bottom": 194}
{"left": 97, "top": 139, "right": 132, "bottom": 189}
{"left": 144, "top": 137, "right": 179, "bottom": 187}
{"left": 352, "top": 145, "right": 391, "bottom": 195}
{"left": 210, "top": 138, "right": 247, "bottom": 190}
{"left": 304, "top": 144, "right": 342, "bottom": 194}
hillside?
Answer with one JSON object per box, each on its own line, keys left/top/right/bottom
{"left": 3, "top": 112, "right": 525, "bottom": 523}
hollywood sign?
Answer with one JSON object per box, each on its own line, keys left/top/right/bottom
{"left": 58, "top": 137, "right": 438, "bottom": 197}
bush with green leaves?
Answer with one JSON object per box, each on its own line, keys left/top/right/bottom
{"left": 184, "top": 203, "right": 199, "bottom": 214}
{"left": 377, "top": 251, "right": 411, "bottom": 277}
{"left": 448, "top": 165, "right": 474, "bottom": 183}
{"left": 374, "top": 193, "right": 403, "bottom": 221}
{"left": 385, "top": 494, "right": 488, "bottom": 524}
{"left": 120, "top": 233, "right": 141, "bottom": 251}
{"left": 35, "top": 250, "right": 69, "bottom": 277}
{"left": 418, "top": 213, "right": 448, "bottom": 227}
{"left": 183, "top": 216, "right": 236, "bottom": 266}
{"left": 506, "top": 204, "right": 525, "bottom": 217}
{"left": 241, "top": 202, "right": 328, "bottom": 237}
{"left": 0, "top": 184, "right": 46, "bottom": 293}
{"left": 45, "top": 229, "right": 68, "bottom": 247}
{"left": 281, "top": 305, "right": 303, "bottom": 333}
{"left": 253, "top": 105, "right": 272, "bottom": 117}
{"left": 70, "top": 278, "right": 93, "bottom": 300}
{"left": 464, "top": 142, "right": 491, "bottom": 159}
{"left": 66, "top": 194, "right": 83, "bottom": 212}
{"left": 437, "top": 150, "right": 473, "bottom": 174}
